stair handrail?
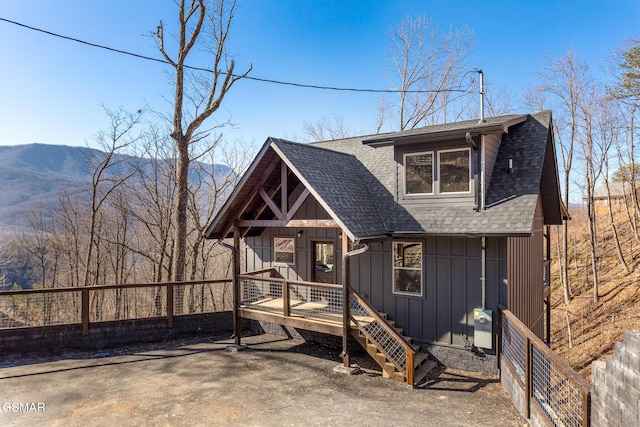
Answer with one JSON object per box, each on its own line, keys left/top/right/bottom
{"left": 348, "top": 288, "right": 417, "bottom": 355}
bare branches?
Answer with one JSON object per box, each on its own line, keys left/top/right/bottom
{"left": 382, "top": 14, "right": 475, "bottom": 130}
{"left": 151, "top": 0, "right": 251, "bottom": 283}
{"left": 303, "top": 115, "right": 354, "bottom": 142}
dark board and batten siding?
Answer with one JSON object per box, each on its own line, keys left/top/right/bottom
{"left": 350, "top": 236, "right": 508, "bottom": 350}
{"left": 506, "top": 196, "right": 545, "bottom": 339}
{"left": 244, "top": 195, "right": 342, "bottom": 281}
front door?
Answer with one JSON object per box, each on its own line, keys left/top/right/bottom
{"left": 312, "top": 241, "right": 335, "bottom": 283}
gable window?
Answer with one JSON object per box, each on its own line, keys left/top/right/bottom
{"left": 393, "top": 241, "right": 423, "bottom": 296}
{"left": 274, "top": 237, "right": 295, "bottom": 264}
{"left": 404, "top": 152, "right": 433, "bottom": 195}
{"left": 438, "top": 148, "right": 471, "bottom": 193}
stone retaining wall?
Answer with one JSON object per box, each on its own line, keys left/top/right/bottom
{"left": 591, "top": 330, "right": 640, "bottom": 427}
{"left": 0, "top": 312, "right": 238, "bottom": 362}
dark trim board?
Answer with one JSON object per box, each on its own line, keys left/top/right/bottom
{"left": 239, "top": 308, "right": 343, "bottom": 336}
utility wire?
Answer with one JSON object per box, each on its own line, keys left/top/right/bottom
{"left": 1, "top": 16, "right": 475, "bottom": 95}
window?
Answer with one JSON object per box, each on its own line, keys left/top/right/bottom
{"left": 404, "top": 152, "right": 433, "bottom": 195}
{"left": 274, "top": 237, "right": 295, "bottom": 264}
{"left": 438, "top": 148, "right": 470, "bottom": 193}
{"left": 393, "top": 241, "right": 422, "bottom": 296}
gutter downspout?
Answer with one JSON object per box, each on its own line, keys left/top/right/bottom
{"left": 481, "top": 237, "right": 487, "bottom": 310}
{"left": 218, "top": 239, "right": 240, "bottom": 344}
{"left": 478, "top": 69, "right": 486, "bottom": 212}
{"left": 340, "top": 243, "right": 370, "bottom": 367}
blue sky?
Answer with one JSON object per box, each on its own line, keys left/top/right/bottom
{"left": 1, "top": 0, "right": 639, "bottom": 150}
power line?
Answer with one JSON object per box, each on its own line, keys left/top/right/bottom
{"left": 0, "top": 16, "right": 475, "bottom": 95}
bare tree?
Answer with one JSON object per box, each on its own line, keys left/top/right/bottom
{"left": 599, "top": 103, "right": 629, "bottom": 272}
{"left": 608, "top": 39, "right": 640, "bottom": 243}
{"left": 152, "top": 0, "right": 252, "bottom": 282}
{"left": 0, "top": 243, "right": 10, "bottom": 290}
{"left": 578, "top": 84, "right": 604, "bottom": 303}
{"left": 82, "top": 108, "right": 144, "bottom": 287}
{"left": 303, "top": 115, "right": 354, "bottom": 142}
{"left": 382, "top": 14, "right": 474, "bottom": 130}
{"left": 531, "top": 51, "right": 591, "bottom": 304}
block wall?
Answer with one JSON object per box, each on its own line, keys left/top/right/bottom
{"left": 591, "top": 330, "right": 640, "bottom": 427}
{"left": 0, "top": 312, "right": 238, "bottom": 362}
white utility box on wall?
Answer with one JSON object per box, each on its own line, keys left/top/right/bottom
{"left": 473, "top": 308, "right": 493, "bottom": 349}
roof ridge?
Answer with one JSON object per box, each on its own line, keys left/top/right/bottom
{"left": 268, "top": 137, "right": 359, "bottom": 158}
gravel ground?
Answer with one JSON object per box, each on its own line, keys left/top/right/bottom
{"left": 0, "top": 334, "right": 526, "bottom": 426}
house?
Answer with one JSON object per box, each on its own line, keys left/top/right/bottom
{"left": 204, "top": 110, "right": 566, "bottom": 384}
{"left": 592, "top": 181, "right": 639, "bottom": 213}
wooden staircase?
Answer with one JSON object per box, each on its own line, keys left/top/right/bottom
{"left": 348, "top": 292, "right": 437, "bottom": 387}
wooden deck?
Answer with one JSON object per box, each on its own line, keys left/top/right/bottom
{"left": 240, "top": 296, "right": 343, "bottom": 336}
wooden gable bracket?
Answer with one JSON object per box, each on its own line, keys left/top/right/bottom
{"left": 239, "top": 161, "right": 338, "bottom": 230}
{"left": 221, "top": 156, "right": 281, "bottom": 239}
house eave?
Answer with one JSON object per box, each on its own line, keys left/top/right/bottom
{"left": 362, "top": 116, "right": 527, "bottom": 147}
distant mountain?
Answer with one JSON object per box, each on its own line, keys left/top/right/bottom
{"left": 0, "top": 143, "right": 230, "bottom": 230}
{"left": 0, "top": 144, "right": 98, "bottom": 228}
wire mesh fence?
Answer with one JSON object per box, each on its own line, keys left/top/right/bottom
{"left": 0, "top": 280, "right": 233, "bottom": 330}
{"left": 240, "top": 277, "right": 284, "bottom": 313}
{"left": 349, "top": 293, "right": 408, "bottom": 374}
{"left": 0, "top": 290, "right": 83, "bottom": 328}
{"left": 288, "top": 282, "right": 342, "bottom": 322}
{"left": 500, "top": 307, "right": 590, "bottom": 426}
{"left": 239, "top": 275, "right": 343, "bottom": 322}
{"left": 531, "top": 345, "right": 587, "bottom": 427}
{"left": 501, "top": 314, "right": 526, "bottom": 383}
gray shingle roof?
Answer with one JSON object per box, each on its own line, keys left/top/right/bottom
{"left": 205, "top": 111, "right": 561, "bottom": 240}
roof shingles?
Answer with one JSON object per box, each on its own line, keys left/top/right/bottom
{"left": 205, "top": 111, "right": 558, "bottom": 240}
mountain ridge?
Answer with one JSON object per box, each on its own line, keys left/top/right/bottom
{"left": 0, "top": 143, "right": 228, "bottom": 229}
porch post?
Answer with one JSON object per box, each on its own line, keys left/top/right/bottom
{"left": 340, "top": 238, "right": 369, "bottom": 368}
{"left": 341, "top": 232, "right": 351, "bottom": 367}
{"left": 233, "top": 223, "right": 242, "bottom": 345}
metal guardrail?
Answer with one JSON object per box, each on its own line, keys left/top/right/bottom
{"left": 499, "top": 305, "right": 590, "bottom": 426}
{"left": 0, "top": 280, "right": 232, "bottom": 334}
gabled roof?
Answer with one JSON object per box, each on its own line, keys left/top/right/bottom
{"left": 593, "top": 181, "right": 638, "bottom": 199}
{"left": 205, "top": 111, "right": 564, "bottom": 241}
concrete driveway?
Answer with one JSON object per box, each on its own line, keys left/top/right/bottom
{"left": 0, "top": 334, "right": 525, "bottom": 426}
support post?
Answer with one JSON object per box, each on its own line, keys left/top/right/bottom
{"left": 167, "top": 283, "right": 174, "bottom": 329}
{"left": 81, "top": 287, "right": 89, "bottom": 336}
{"left": 218, "top": 225, "right": 241, "bottom": 346}
{"left": 233, "top": 224, "right": 242, "bottom": 345}
{"left": 340, "top": 239, "right": 369, "bottom": 368}
{"left": 282, "top": 279, "right": 290, "bottom": 316}
{"left": 525, "top": 337, "right": 532, "bottom": 419}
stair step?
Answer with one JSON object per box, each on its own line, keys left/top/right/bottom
{"left": 413, "top": 359, "right": 438, "bottom": 386}
{"left": 413, "top": 352, "right": 430, "bottom": 369}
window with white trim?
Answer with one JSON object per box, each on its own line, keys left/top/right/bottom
{"left": 438, "top": 148, "right": 471, "bottom": 193}
{"left": 404, "top": 152, "right": 433, "bottom": 195}
{"left": 392, "top": 241, "right": 423, "bottom": 296}
{"left": 274, "top": 237, "right": 295, "bottom": 264}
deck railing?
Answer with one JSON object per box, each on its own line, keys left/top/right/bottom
{"left": 349, "top": 289, "right": 416, "bottom": 384}
{"left": 499, "top": 305, "right": 590, "bottom": 426}
{"left": 238, "top": 275, "right": 343, "bottom": 323}
{"left": 543, "top": 259, "right": 551, "bottom": 289}
{"left": 0, "top": 279, "right": 232, "bottom": 334}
